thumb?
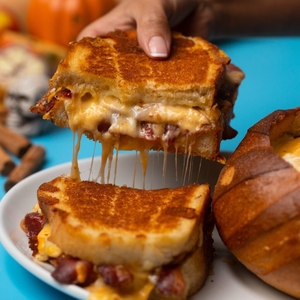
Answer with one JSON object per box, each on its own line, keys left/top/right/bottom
{"left": 134, "top": 3, "right": 172, "bottom": 59}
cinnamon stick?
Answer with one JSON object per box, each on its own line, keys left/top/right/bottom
{"left": 0, "top": 123, "right": 31, "bottom": 158}
{"left": 0, "top": 105, "right": 7, "bottom": 124}
{"left": 5, "top": 145, "right": 46, "bottom": 192}
{"left": 0, "top": 145, "right": 15, "bottom": 176}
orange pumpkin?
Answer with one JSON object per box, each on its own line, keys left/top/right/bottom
{"left": 26, "top": 0, "right": 116, "bottom": 47}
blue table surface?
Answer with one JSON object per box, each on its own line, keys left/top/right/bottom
{"left": 1, "top": 37, "right": 300, "bottom": 299}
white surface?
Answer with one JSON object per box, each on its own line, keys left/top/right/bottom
{"left": 0, "top": 153, "right": 294, "bottom": 299}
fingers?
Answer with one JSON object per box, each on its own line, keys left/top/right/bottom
{"left": 77, "top": 3, "right": 136, "bottom": 40}
{"left": 77, "top": 0, "right": 172, "bottom": 59}
{"left": 133, "top": 1, "right": 172, "bottom": 58}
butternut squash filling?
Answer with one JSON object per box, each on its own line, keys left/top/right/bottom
{"left": 273, "top": 135, "right": 300, "bottom": 172}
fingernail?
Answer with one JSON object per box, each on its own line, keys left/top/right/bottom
{"left": 148, "top": 36, "right": 168, "bottom": 58}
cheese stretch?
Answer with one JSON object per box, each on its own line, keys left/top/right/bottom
{"left": 63, "top": 90, "right": 220, "bottom": 184}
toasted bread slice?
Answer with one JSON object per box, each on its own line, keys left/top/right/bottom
{"left": 37, "top": 175, "right": 211, "bottom": 272}
{"left": 31, "top": 30, "right": 244, "bottom": 161}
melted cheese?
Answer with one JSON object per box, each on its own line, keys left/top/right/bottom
{"left": 63, "top": 91, "right": 218, "bottom": 184}
{"left": 64, "top": 93, "right": 217, "bottom": 139}
{"left": 36, "top": 223, "right": 155, "bottom": 300}
{"left": 87, "top": 281, "right": 154, "bottom": 300}
{"left": 36, "top": 224, "right": 62, "bottom": 261}
{"left": 273, "top": 136, "right": 300, "bottom": 172}
{"left": 71, "top": 129, "right": 83, "bottom": 180}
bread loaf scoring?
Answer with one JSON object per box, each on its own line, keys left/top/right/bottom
{"left": 213, "top": 107, "right": 300, "bottom": 299}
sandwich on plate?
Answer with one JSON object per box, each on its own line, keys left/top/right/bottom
{"left": 22, "top": 176, "right": 214, "bottom": 300}
{"left": 31, "top": 30, "right": 244, "bottom": 180}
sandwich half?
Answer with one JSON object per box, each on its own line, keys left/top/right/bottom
{"left": 21, "top": 176, "right": 214, "bottom": 299}
{"left": 31, "top": 30, "right": 244, "bottom": 167}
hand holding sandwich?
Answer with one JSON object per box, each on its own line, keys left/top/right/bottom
{"left": 78, "top": 0, "right": 300, "bottom": 59}
{"left": 78, "top": 0, "right": 212, "bottom": 58}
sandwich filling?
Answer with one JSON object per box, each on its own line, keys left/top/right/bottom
{"left": 46, "top": 85, "right": 223, "bottom": 182}
{"left": 22, "top": 210, "right": 156, "bottom": 300}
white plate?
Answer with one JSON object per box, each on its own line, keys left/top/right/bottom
{"left": 0, "top": 152, "right": 293, "bottom": 300}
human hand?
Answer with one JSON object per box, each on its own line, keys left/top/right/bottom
{"left": 77, "top": 0, "right": 213, "bottom": 59}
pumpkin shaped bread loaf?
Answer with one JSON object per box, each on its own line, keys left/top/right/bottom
{"left": 213, "top": 107, "right": 300, "bottom": 299}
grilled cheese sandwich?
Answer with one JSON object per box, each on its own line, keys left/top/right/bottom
{"left": 22, "top": 176, "right": 214, "bottom": 300}
{"left": 30, "top": 30, "right": 244, "bottom": 182}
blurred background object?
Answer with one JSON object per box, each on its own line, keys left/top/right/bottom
{"left": 26, "top": 0, "right": 116, "bottom": 47}
{"left": 4, "top": 74, "right": 54, "bottom": 136}
{"left": 0, "top": 30, "right": 67, "bottom": 133}
{"left": 0, "top": 0, "right": 27, "bottom": 32}
{"left": 1, "top": 0, "right": 117, "bottom": 47}
{"left": 0, "top": 0, "right": 116, "bottom": 134}
{"left": 0, "top": 6, "right": 19, "bottom": 31}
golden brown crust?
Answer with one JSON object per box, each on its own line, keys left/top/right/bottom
{"left": 32, "top": 30, "right": 231, "bottom": 113}
{"left": 254, "top": 258, "right": 300, "bottom": 299}
{"left": 39, "top": 177, "right": 200, "bottom": 233}
{"left": 54, "top": 30, "right": 229, "bottom": 94}
{"left": 103, "top": 30, "right": 228, "bottom": 86}
{"left": 149, "top": 245, "right": 214, "bottom": 299}
{"left": 213, "top": 107, "right": 300, "bottom": 298}
{"left": 37, "top": 175, "right": 212, "bottom": 271}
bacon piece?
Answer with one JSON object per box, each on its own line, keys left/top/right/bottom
{"left": 21, "top": 212, "right": 47, "bottom": 255}
{"left": 52, "top": 257, "right": 97, "bottom": 286}
{"left": 217, "top": 64, "right": 245, "bottom": 141}
{"left": 22, "top": 212, "right": 46, "bottom": 237}
{"left": 220, "top": 64, "right": 244, "bottom": 103}
{"left": 51, "top": 257, "right": 78, "bottom": 284}
{"left": 156, "top": 266, "right": 185, "bottom": 296}
{"left": 97, "top": 120, "right": 111, "bottom": 133}
{"left": 31, "top": 88, "right": 72, "bottom": 115}
{"left": 141, "top": 122, "right": 181, "bottom": 146}
{"left": 97, "top": 264, "right": 134, "bottom": 289}
{"left": 225, "top": 64, "right": 245, "bottom": 85}
{"left": 55, "top": 88, "right": 72, "bottom": 99}
{"left": 141, "top": 122, "right": 156, "bottom": 140}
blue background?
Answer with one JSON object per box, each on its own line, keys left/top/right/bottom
{"left": 0, "top": 37, "right": 300, "bottom": 299}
